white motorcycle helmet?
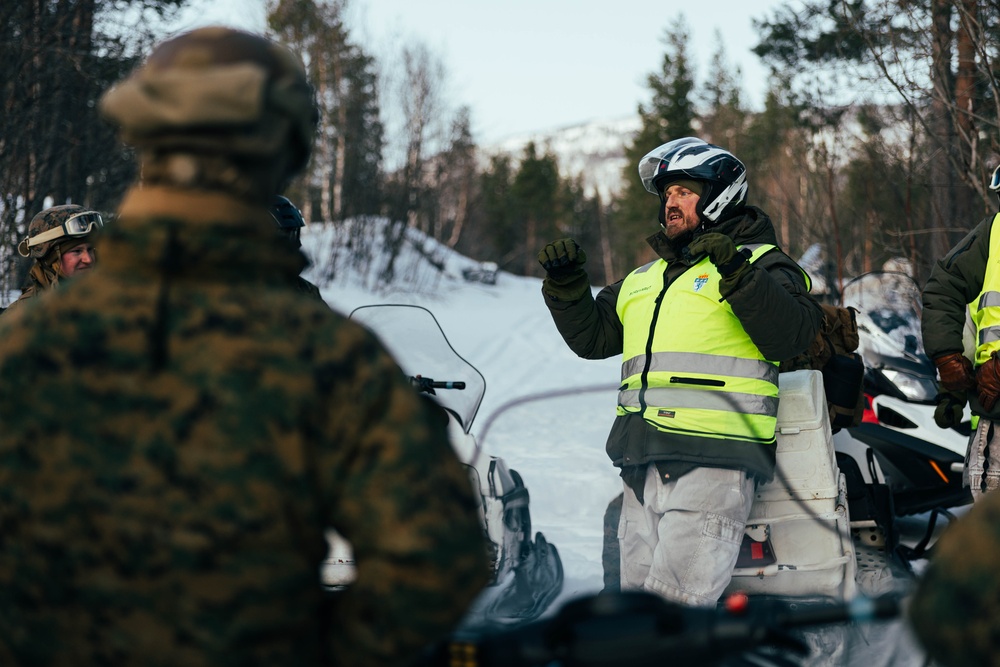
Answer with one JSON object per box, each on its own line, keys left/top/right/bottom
{"left": 638, "top": 137, "right": 749, "bottom": 226}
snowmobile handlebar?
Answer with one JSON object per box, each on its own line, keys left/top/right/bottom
{"left": 418, "top": 590, "right": 902, "bottom": 667}
{"left": 410, "top": 375, "right": 466, "bottom": 394}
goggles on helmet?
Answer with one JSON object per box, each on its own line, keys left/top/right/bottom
{"left": 990, "top": 165, "right": 1000, "bottom": 193}
{"left": 26, "top": 211, "right": 104, "bottom": 249}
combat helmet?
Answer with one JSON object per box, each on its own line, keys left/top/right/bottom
{"left": 99, "top": 27, "right": 318, "bottom": 193}
{"left": 18, "top": 205, "right": 103, "bottom": 260}
{"left": 638, "top": 137, "right": 748, "bottom": 226}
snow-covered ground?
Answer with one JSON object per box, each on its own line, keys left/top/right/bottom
{"left": 306, "top": 221, "right": 623, "bottom": 604}
{"left": 302, "top": 220, "right": 946, "bottom": 665}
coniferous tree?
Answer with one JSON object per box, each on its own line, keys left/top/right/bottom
{"left": 268, "top": 0, "right": 383, "bottom": 224}
{"left": 511, "top": 142, "right": 561, "bottom": 276}
{"left": 700, "top": 35, "right": 749, "bottom": 157}
{"left": 753, "top": 0, "right": 1000, "bottom": 280}
{"left": 476, "top": 153, "right": 517, "bottom": 270}
{"left": 559, "top": 176, "right": 613, "bottom": 285}
{"left": 0, "top": 0, "right": 187, "bottom": 301}
{"left": 613, "top": 20, "right": 698, "bottom": 269}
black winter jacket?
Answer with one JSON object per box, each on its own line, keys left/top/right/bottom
{"left": 921, "top": 214, "right": 1000, "bottom": 418}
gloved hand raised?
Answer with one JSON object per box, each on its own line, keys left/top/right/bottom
{"left": 537, "top": 238, "right": 590, "bottom": 302}
{"left": 976, "top": 352, "right": 1000, "bottom": 412}
{"left": 933, "top": 391, "right": 967, "bottom": 429}
{"left": 934, "top": 352, "right": 976, "bottom": 393}
{"left": 686, "top": 233, "right": 752, "bottom": 296}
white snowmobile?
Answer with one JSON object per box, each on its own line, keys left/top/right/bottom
{"left": 321, "top": 304, "right": 564, "bottom": 626}
{"left": 416, "top": 367, "right": 920, "bottom": 666}
{"left": 832, "top": 271, "right": 972, "bottom": 517}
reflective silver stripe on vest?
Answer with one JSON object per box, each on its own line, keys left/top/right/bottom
{"left": 981, "top": 326, "right": 1000, "bottom": 346}
{"left": 620, "top": 351, "right": 779, "bottom": 386}
{"left": 980, "top": 291, "right": 1000, "bottom": 309}
{"left": 618, "top": 387, "right": 779, "bottom": 416}
{"left": 633, "top": 260, "right": 658, "bottom": 275}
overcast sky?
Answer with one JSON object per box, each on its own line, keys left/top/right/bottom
{"left": 169, "top": 0, "right": 798, "bottom": 143}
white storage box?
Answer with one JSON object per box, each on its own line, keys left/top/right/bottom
{"left": 725, "top": 370, "right": 857, "bottom": 600}
{"left": 758, "top": 369, "right": 838, "bottom": 502}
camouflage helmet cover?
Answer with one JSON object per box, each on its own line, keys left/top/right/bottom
{"left": 17, "top": 205, "right": 101, "bottom": 260}
{"left": 99, "top": 27, "right": 317, "bottom": 178}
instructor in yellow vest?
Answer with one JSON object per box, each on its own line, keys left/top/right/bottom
{"left": 910, "top": 167, "right": 1000, "bottom": 667}
{"left": 921, "top": 167, "right": 1000, "bottom": 502}
{"left": 537, "top": 137, "right": 822, "bottom": 606}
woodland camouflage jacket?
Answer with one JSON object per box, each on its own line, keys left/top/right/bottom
{"left": 0, "top": 186, "right": 489, "bottom": 667}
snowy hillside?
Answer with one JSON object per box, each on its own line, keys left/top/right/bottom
{"left": 482, "top": 115, "right": 640, "bottom": 201}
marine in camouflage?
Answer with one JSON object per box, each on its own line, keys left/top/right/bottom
{"left": 0, "top": 26, "right": 489, "bottom": 667}
{"left": 908, "top": 490, "right": 1000, "bottom": 667}
{"left": 4, "top": 204, "right": 102, "bottom": 315}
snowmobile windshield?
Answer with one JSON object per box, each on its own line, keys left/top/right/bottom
{"left": 843, "top": 272, "right": 926, "bottom": 361}
{"left": 349, "top": 304, "right": 485, "bottom": 434}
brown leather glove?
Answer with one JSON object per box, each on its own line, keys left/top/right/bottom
{"left": 977, "top": 352, "right": 1000, "bottom": 412}
{"left": 934, "top": 352, "right": 976, "bottom": 393}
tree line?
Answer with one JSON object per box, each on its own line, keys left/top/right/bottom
{"left": 2, "top": 0, "right": 998, "bottom": 303}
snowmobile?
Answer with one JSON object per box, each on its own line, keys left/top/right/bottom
{"left": 832, "top": 271, "right": 972, "bottom": 516}
{"left": 429, "top": 366, "right": 920, "bottom": 665}
{"left": 321, "top": 303, "right": 564, "bottom": 626}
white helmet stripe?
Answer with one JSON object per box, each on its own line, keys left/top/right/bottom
{"left": 666, "top": 146, "right": 731, "bottom": 172}
{"left": 702, "top": 171, "right": 748, "bottom": 221}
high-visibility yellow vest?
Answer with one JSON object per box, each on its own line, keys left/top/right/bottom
{"left": 973, "top": 213, "right": 1000, "bottom": 367}
{"left": 615, "top": 244, "right": 783, "bottom": 445}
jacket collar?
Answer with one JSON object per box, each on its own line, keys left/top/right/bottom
{"left": 646, "top": 206, "right": 778, "bottom": 265}
{"left": 98, "top": 185, "right": 307, "bottom": 281}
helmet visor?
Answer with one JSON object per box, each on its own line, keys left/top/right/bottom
{"left": 638, "top": 138, "right": 707, "bottom": 195}
{"left": 27, "top": 211, "right": 104, "bottom": 249}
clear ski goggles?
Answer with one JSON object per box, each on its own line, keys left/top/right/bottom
{"left": 25, "top": 211, "right": 104, "bottom": 250}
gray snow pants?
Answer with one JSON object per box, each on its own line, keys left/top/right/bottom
{"left": 618, "top": 463, "right": 754, "bottom": 607}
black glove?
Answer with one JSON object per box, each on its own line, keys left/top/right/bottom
{"left": 933, "top": 391, "right": 966, "bottom": 429}
{"left": 686, "top": 233, "right": 752, "bottom": 296}
{"left": 538, "top": 238, "right": 590, "bottom": 302}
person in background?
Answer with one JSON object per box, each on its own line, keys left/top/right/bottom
{"left": 3, "top": 204, "right": 102, "bottom": 315}
{"left": 537, "top": 137, "right": 821, "bottom": 606}
{"left": 0, "top": 26, "right": 488, "bottom": 666}
{"left": 270, "top": 194, "right": 322, "bottom": 300}
{"left": 921, "top": 165, "right": 1000, "bottom": 501}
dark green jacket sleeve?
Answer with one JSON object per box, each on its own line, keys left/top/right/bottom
{"left": 726, "top": 248, "right": 823, "bottom": 362}
{"left": 541, "top": 280, "right": 624, "bottom": 360}
{"left": 922, "top": 217, "right": 992, "bottom": 360}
